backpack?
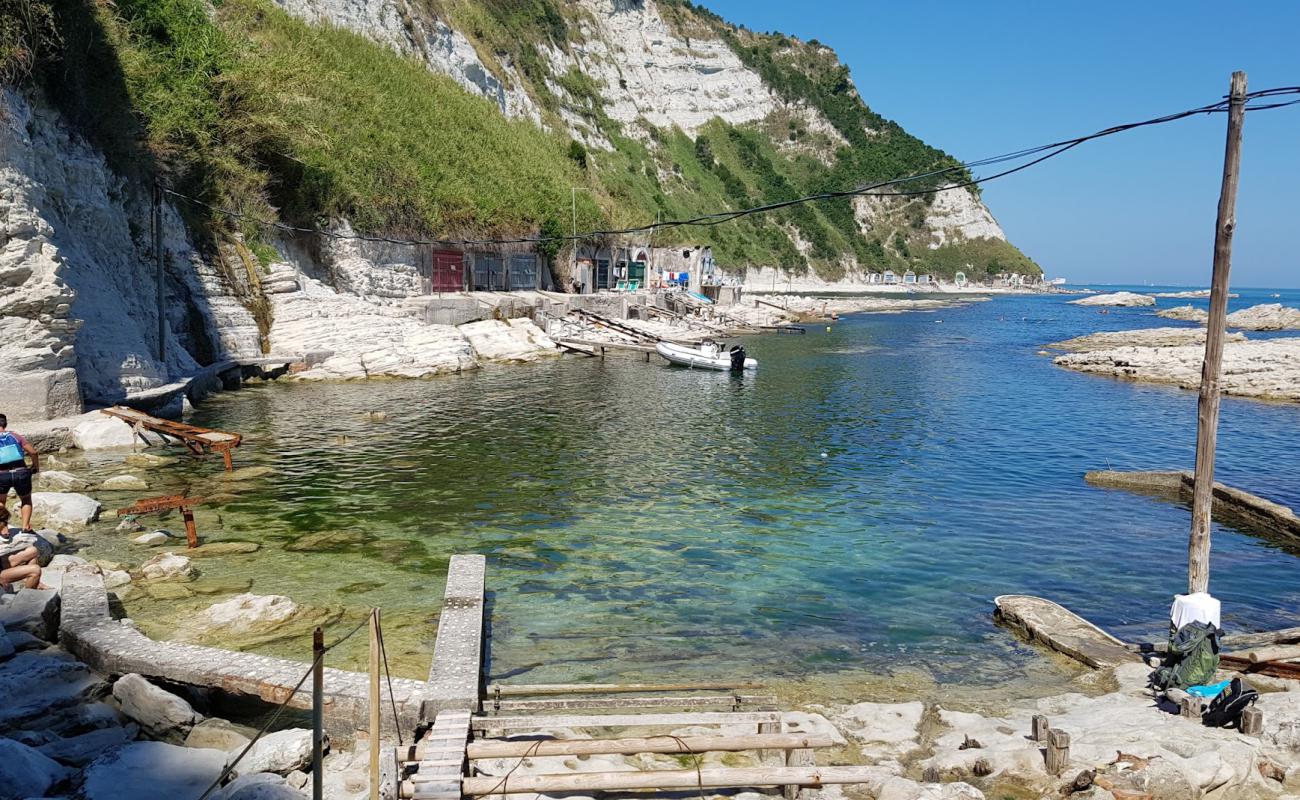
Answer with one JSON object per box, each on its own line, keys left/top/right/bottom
{"left": 0, "top": 433, "right": 23, "bottom": 466}
{"left": 1202, "top": 677, "right": 1258, "bottom": 728}
{"left": 1150, "top": 620, "right": 1220, "bottom": 691}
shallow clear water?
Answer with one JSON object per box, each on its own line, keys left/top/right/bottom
{"left": 74, "top": 286, "right": 1300, "bottom": 700}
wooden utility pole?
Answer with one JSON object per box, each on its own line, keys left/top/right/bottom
{"left": 312, "top": 626, "right": 325, "bottom": 800}
{"left": 369, "top": 610, "right": 381, "bottom": 800}
{"left": 1188, "top": 71, "right": 1248, "bottom": 594}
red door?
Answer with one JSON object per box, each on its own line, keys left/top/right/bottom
{"left": 430, "top": 249, "right": 464, "bottom": 293}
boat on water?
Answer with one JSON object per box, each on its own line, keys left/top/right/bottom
{"left": 656, "top": 340, "right": 757, "bottom": 371}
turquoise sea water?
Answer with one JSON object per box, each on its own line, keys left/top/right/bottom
{"left": 76, "top": 286, "right": 1300, "bottom": 698}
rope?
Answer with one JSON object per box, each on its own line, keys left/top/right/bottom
{"left": 373, "top": 608, "right": 406, "bottom": 746}
{"left": 194, "top": 613, "right": 372, "bottom": 800}
{"left": 476, "top": 737, "right": 545, "bottom": 800}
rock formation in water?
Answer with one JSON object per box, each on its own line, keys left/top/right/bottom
{"left": 1068, "top": 291, "right": 1156, "bottom": 307}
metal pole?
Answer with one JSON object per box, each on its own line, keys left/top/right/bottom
{"left": 1188, "top": 71, "right": 1248, "bottom": 595}
{"left": 369, "top": 610, "right": 381, "bottom": 800}
{"left": 153, "top": 180, "right": 166, "bottom": 364}
{"left": 313, "top": 626, "right": 325, "bottom": 800}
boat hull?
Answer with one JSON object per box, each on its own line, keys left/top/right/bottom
{"left": 655, "top": 342, "right": 757, "bottom": 371}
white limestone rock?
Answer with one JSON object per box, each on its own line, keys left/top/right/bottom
{"left": 1068, "top": 291, "right": 1156, "bottom": 307}
{"left": 459, "top": 318, "right": 560, "bottom": 362}
{"left": 1050, "top": 327, "right": 1245, "bottom": 352}
{"left": 132, "top": 530, "right": 175, "bottom": 547}
{"left": 832, "top": 701, "right": 925, "bottom": 760}
{"left": 233, "top": 728, "right": 314, "bottom": 776}
{"left": 1156, "top": 305, "right": 1209, "bottom": 323}
{"left": 185, "top": 593, "right": 302, "bottom": 637}
{"left": 71, "top": 415, "right": 140, "bottom": 450}
{"left": 29, "top": 491, "right": 101, "bottom": 531}
{"left": 111, "top": 674, "right": 201, "bottom": 740}
{"left": 0, "top": 737, "right": 74, "bottom": 798}
{"left": 782, "top": 711, "right": 847, "bottom": 746}
{"left": 1226, "top": 302, "right": 1300, "bottom": 331}
{"left": 33, "top": 469, "right": 90, "bottom": 491}
{"left": 99, "top": 474, "right": 149, "bottom": 491}
{"left": 102, "top": 569, "right": 132, "bottom": 589}
{"left": 1054, "top": 337, "right": 1300, "bottom": 403}
{"left": 268, "top": 270, "right": 476, "bottom": 380}
{"left": 214, "top": 772, "right": 308, "bottom": 800}
{"left": 0, "top": 650, "right": 103, "bottom": 729}
{"left": 38, "top": 724, "right": 139, "bottom": 767}
{"left": 0, "top": 586, "right": 60, "bottom": 639}
{"left": 82, "top": 741, "right": 230, "bottom": 800}
{"left": 140, "top": 552, "right": 195, "bottom": 581}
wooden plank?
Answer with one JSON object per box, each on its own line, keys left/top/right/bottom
{"left": 450, "top": 766, "right": 893, "bottom": 796}
{"left": 1244, "top": 644, "right": 1300, "bottom": 664}
{"left": 421, "top": 555, "right": 485, "bottom": 718}
{"left": 1222, "top": 626, "right": 1300, "bottom": 651}
{"left": 557, "top": 338, "right": 657, "bottom": 354}
{"left": 492, "top": 694, "right": 776, "bottom": 712}
{"left": 451, "top": 733, "right": 834, "bottom": 761}
{"left": 471, "top": 711, "right": 781, "bottom": 732}
{"left": 993, "top": 595, "right": 1139, "bottom": 669}
{"left": 1220, "top": 654, "right": 1300, "bottom": 680}
{"left": 490, "top": 681, "right": 763, "bottom": 697}
{"left": 1045, "top": 730, "right": 1070, "bottom": 776}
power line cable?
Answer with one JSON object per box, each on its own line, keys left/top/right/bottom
{"left": 161, "top": 86, "right": 1300, "bottom": 250}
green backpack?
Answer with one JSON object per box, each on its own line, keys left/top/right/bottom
{"left": 1151, "top": 621, "right": 1221, "bottom": 690}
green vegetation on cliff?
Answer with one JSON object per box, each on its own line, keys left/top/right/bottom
{"left": 23, "top": 0, "right": 1038, "bottom": 278}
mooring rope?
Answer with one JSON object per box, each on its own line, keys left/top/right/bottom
{"left": 373, "top": 608, "right": 406, "bottom": 746}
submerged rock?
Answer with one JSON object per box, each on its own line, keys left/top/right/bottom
{"left": 173, "top": 593, "right": 343, "bottom": 648}
{"left": 124, "top": 452, "right": 178, "bottom": 467}
{"left": 132, "top": 530, "right": 175, "bottom": 546}
{"left": 111, "top": 673, "right": 200, "bottom": 741}
{"left": 219, "top": 465, "right": 277, "bottom": 482}
{"left": 185, "top": 717, "right": 255, "bottom": 753}
{"left": 140, "top": 552, "right": 196, "bottom": 581}
{"left": 99, "top": 474, "right": 149, "bottom": 491}
{"left": 82, "top": 741, "right": 228, "bottom": 800}
{"left": 176, "top": 541, "right": 261, "bottom": 558}
{"left": 34, "top": 469, "right": 91, "bottom": 491}
{"left": 1069, "top": 291, "right": 1155, "bottom": 307}
{"left": 190, "top": 576, "right": 255, "bottom": 595}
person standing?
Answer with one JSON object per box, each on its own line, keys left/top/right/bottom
{"left": 0, "top": 414, "right": 40, "bottom": 535}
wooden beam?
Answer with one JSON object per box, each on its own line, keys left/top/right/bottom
{"left": 428, "top": 766, "right": 889, "bottom": 797}
{"left": 471, "top": 711, "right": 780, "bottom": 732}
{"left": 490, "top": 681, "right": 763, "bottom": 697}
{"left": 1188, "top": 70, "right": 1248, "bottom": 594}
{"left": 402, "top": 733, "right": 834, "bottom": 762}
{"left": 491, "top": 694, "right": 776, "bottom": 712}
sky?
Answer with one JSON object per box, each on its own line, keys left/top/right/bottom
{"left": 699, "top": 0, "right": 1300, "bottom": 287}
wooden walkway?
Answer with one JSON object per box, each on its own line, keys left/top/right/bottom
{"left": 101, "top": 405, "right": 242, "bottom": 470}
{"left": 391, "top": 554, "right": 884, "bottom": 800}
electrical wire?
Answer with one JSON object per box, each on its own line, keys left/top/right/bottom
{"left": 161, "top": 86, "right": 1300, "bottom": 250}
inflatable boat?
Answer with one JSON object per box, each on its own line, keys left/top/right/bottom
{"left": 655, "top": 340, "right": 756, "bottom": 371}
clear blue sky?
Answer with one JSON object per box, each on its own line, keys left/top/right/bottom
{"left": 700, "top": 0, "right": 1299, "bottom": 287}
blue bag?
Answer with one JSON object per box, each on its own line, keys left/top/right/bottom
{"left": 0, "top": 433, "right": 23, "bottom": 465}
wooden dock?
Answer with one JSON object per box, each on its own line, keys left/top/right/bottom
{"left": 100, "top": 405, "right": 243, "bottom": 470}
{"left": 391, "top": 554, "right": 887, "bottom": 800}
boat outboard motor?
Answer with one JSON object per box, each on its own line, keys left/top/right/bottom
{"left": 729, "top": 344, "right": 747, "bottom": 372}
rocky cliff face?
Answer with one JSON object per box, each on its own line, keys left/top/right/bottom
{"left": 0, "top": 89, "right": 261, "bottom": 422}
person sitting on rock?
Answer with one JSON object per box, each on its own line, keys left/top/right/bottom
{"left": 0, "top": 413, "right": 40, "bottom": 535}
{"left": 0, "top": 505, "right": 47, "bottom": 591}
